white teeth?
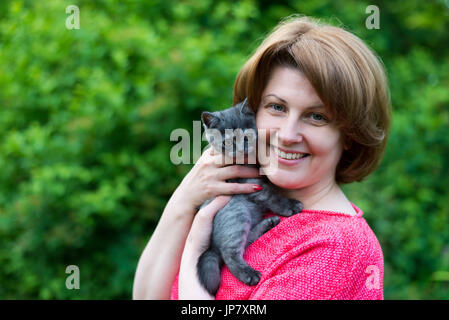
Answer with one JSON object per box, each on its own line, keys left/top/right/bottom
{"left": 274, "top": 147, "right": 307, "bottom": 160}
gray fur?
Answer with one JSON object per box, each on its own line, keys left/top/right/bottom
{"left": 197, "top": 99, "right": 303, "bottom": 295}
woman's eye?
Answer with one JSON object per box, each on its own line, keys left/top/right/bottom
{"left": 310, "top": 113, "right": 328, "bottom": 122}
{"left": 269, "top": 104, "right": 285, "bottom": 112}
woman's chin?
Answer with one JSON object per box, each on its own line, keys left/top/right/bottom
{"left": 272, "top": 179, "right": 304, "bottom": 189}
{"left": 262, "top": 166, "right": 305, "bottom": 189}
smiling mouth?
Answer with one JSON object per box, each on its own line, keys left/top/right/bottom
{"left": 273, "top": 147, "right": 310, "bottom": 160}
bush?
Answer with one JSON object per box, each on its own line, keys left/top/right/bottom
{"left": 0, "top": 0, "right": 448, "bottom": 299}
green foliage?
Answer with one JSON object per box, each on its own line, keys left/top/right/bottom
{"left": 0, "top": 0, "right": 448, "bottom": 299}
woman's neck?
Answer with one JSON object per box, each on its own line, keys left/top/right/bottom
{"left": 283, "top": 177, "right": 356, "bottom": 216}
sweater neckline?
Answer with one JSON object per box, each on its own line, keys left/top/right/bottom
{"left": 299, "top": 202, "right": 363, "bottom": 218}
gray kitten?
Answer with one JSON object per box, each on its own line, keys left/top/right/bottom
{"left": 197, "top": 98, "right": 303, "bottom": 295}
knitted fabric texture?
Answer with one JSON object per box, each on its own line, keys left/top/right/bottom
{"left": 171, "top": 203, "right": 384, "bottom": 300}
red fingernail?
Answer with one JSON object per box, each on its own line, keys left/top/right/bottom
{"left": 253, "top": 185, "right": 263, "bottom": 191}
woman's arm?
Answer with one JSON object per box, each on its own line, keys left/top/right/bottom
{"left": 132, "top": 148, "right": 262, "bottom": 300}
{"left": 132, "top": 190, "right": 197, "bottom": 300}
{"left": 178, "top": 196, "right": 231, "bottom": 300}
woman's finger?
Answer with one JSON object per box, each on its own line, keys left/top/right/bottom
{"left": 217, "top": 165, "right": 262, "bottom": 180}
{"left": 198, "top": 147, "right": 226, "bottom": 168}
{"left": 213, "top": 182, "right": 263, "bottom": 195}
{"left": 195, "top": 196, "right": 231, "bottom": 222}
{"left": 188, "top": 196, "right": 232, "bottom": 247}
{"left": 202, "top": 148, "right": 235, "bottom": 168}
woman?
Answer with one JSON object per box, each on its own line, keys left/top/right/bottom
{"left": 133, "top": 15, "right": 391, "bottom": 300}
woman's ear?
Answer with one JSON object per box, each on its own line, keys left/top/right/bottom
{"left": 343, "top": 136, "right": 352, "bottom": 150}
{"left": 344, "top": 141, "right": 353, "bottom": 150}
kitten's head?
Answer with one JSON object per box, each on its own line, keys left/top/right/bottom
{"left": 201, "top": 98, "right": 257, "bottom": 159}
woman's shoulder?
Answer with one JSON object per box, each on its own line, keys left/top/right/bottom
{"left": 315, "top": 212, "right": 382, "bottom": 256}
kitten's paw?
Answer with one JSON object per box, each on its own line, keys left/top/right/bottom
{"left": 281, "top": 200, "right": 303, "bottom": 216}
{"left": 266, "top": 216, "right": 281, "bottom": 230}
{"left": 238, "top": 267, "right": 261, "bottom": 286}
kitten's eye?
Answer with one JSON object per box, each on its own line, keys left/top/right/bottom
{"left": 269, "top": 104, "right": 285, "bottom": 112}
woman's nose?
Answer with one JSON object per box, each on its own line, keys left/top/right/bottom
{"left": 277, "top": 120, "right": 303, "bottom": 146}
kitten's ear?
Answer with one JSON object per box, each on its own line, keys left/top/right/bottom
{"left": 201, "top": 111, "right": 219, "bottom": 128}
{"left": 239, "top": 98, "right": 253, "bottom": 115}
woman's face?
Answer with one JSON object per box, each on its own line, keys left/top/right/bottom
{"left": 256, "top": 66, "right": 344, "bottom": 190}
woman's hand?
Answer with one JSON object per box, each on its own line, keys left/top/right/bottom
{"left": 172, "top": 147, "right": 262, "bottom": 212}
{"left": 178, "top": 196, "right": 231, "bottom": 300}
{"left": 133, "top": 147, "right": 262, "bottom": 300}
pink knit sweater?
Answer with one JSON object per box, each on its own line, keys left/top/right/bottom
{"left": 171, "top": 203, "right": 384, "bottom": 300}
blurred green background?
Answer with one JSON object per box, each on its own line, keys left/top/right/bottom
{"left": 0, "top": 0, "right": 448, "bottom": 299}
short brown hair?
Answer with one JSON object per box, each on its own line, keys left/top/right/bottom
{"left": 233, "top": 15, "right": 392, "bottom": 184}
